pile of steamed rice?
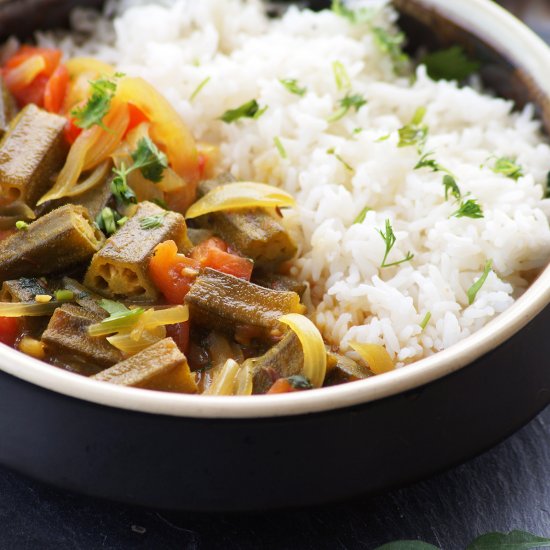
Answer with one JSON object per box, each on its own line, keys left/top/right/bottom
{"left": 36, "top": 0, "right": 550, "bottom": 366}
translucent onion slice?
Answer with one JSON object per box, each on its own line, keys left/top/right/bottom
{"left": 130, "top": 305, "right": 189, "bottom": 341}
{"left": 185, "top": 182, "right": 296, "bottom": 219}
{"left": 88, "top": 308, "right": 145, "bottom": 337}
{"left": 107, "top": 325, "right": 166, "bottom": 355}
{"left": 278, "top": 313, "right": 326, "bottom": 388}
{"left": 37, "top": 101, "right": 129, "bottom": 205}
{"left": 204, "top": 359, "right": 241, "bottom": 396}
{"left": 0, "top": 301, "right": 60, "bottom": 317}
{"left": 116, "top": 77, "right": 199, "bottom": 186}
{"left": 349, "top": 342, "right": 394, "bottom": 375}
{"left": 234, "top": 362, "right": 253, "bottom": 396}
{"left": 64, "top": 159, "right": 112, "bottom": 198}
{"left": 4, "top": 55, "right": 45, "bottom": 92}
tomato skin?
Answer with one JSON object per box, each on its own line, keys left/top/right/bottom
{"left": 0, "top": 317, "right": 19, "bottom": 347}
{"left": 124, "top": 103, "right": 149, "bottom": 138}
{"left": 190, "top": 237, "right": 253, "bottom": 280}
{"left": 197, "top": 152, "right": 207, "bottom": 180}
{"left": 267, "top": 378, "right": 297, "bottom": 394}
{"left": 11, "top": 73, "right": 49, "bottom": 108}
{"left": 5, "top": 46, "right": 61, "bottom": 75}
{"left": 64, "top": 116, "right": 83, "bottom": 145}
{"left": 166, "top": 321, "right": 190, "bottom": 355}
{"left": 44, "top": 64, "right": 69, "bottom": 113}
{"left": 149, "top": 240, "right": 200, "bottom": 304}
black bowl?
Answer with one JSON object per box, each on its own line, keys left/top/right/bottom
{"left": 0, "top": 0, "right": 549, "bottom": 511}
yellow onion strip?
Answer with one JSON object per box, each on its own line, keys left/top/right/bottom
{"left": 204, "top": 359, "right": 241, "bottom": 396}
{"left": 278, "top": 313, "right": 326, "bottom": 388}
{"left": 4, "top": 55, "right": 45, "bottom": 91}
{"left": 64, "top": 160, "right": 112, "bottom": 198}
{"left": 107, "top": 326, "right": 166, "bottom": 355}
{"left": 0, "top": 302, "right": 59, "bottom": 317}
{"left": 37, "top": 101, "right": 129, "bottom": 205}
{"left": 129, "top": 305, "right": 189, "bottom": 341}
{"left": 349, "top": 342, "right": 394, "bottom": 375}
{"left": 116, "top": 77, "right": 199, "bottom": 185}
{"left": 185, "top": 182, "right": 296, "bottom": 219}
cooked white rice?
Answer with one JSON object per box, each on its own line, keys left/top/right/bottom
{"left": 37, "top": 0, "right": 550, "bottom": 365}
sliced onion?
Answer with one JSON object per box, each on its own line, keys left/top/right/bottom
{"left": 278, "top": 313, "right": 326, "bottom": 388}
{"left": 185, "top": 182, "right": 296, "bottom": 219}
{"left": 116, "top": 77, "right": 198, "bottom": 187}
{"left": 234, "top": 362, "right": 253, "bottom": 396}
{"left": 107, "top": 325, "right": 166, "bottom": 355}
{"left": 130, "top": 305, "right": 189, "bottom": 341}
{"left": 4, "top": 55, "right": 45, "bottom": 92}
{"left": 203, "top": 358, "right": 241, "bottom": 396}
{"left": 0, "top": 301, "right": 60, "bottom": 317}
{"left": 349, "top": 342, "right": 394, "bottom": 375}
{"left": 65, "top": 159, "right": 112, "bottom": 198}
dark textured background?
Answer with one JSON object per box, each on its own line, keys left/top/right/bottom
{"left": 1, "top": 1, "right": 550, "bottom": 548}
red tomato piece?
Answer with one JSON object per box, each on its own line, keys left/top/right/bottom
{"left": 149, "top": 240, "right": 200, "bottom": 304}
{"left": 267, "top": 378, "right": 296, "bottom": 394}
{"left": 190, "top": 237, "right": 253, "bottom": 280}
{"left": 124, "top": 103, "right": 149, "bottom": 138}
{"left": 0, "top": 317, "right": 19, "bottom": 347}
{"left": 44, "top": 64, "right": 69, "bottom": 113}
{"left": 64, "top": 116, "right": 83, "bottom": 145}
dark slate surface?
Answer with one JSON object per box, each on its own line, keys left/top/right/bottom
{"left": 1, "top": 405, "right": 549, "bottom": 549}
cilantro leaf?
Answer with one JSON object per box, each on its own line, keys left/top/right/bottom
{"left": 96, "top": 207, "right": 123, "bottom": 236}
{"left": 377, "top": 219, "right": 414, "bottom": 268}
{"left": 273, "top": 136, "right": 287, "bottom": 159}
{"left": 98, "top": 299, "right": 130, "bottom": 316}
{"left": 111, "top": 163, "right": 137, "bottom": 207}
{"left": 467, "top": 259, "right": 493, "bottom": 305}
{"left": 443, "top": 174, "right": 461, "bottom": 201}
{"left": 422, "top": 46, "right": 480, "bottom": 82}
{"left": 190, "top": 76, "right": 211, "bottom": 102}
{"left": 279, "top": 78, "right": 307, "bottom": 97}
{"left": 372, "top": 27, "right": 408, "bottom": 70}
{"left": 327, "top": 147, "right": 354, "bottom": 172}
{"left": 286, "top": 375, "right": 313, "bottom": 390}
{"left": 451, "top": 198, "right": 484, "bottom": 219}
{"left": 491, "top": 156, "right": 524, "bottom": 181}
{"left": 71, "top": 74, "right": 124, "bottom": 130}
{"left": 139, "top": 213, "right": 167, "bottom": 230}
{"left": 353, "top": 205, "right": 372, "bottom": 224}
{"left": 419, "top": 311, "right": 431, "bottom": 331}
{"left": 414, "top": 151, "right": 445, "bottom": 172}
{"left": 466, "top": 530, "right": 550, "bottom": 550}
{"left": 220, "top": 100, "right": 268, "bottom": 123}
{"left": 332, "top": 61, "right": 351, "bottom": 92}
{"left": 398, "top": 107, "right": 428, "bottom": 150}
{"left": 131, "top": 137, "right": 168, "bottom": 183}
{"left": 331, "top": 0, "right": 374, "bottom": 24}
{"left": 328, "top": 92, "right": 367, "bottom": 122}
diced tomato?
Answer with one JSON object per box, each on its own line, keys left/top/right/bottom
{"left": 166, "top": 321, "right": 190, "bottom": 355}
{"left": 44, "top": 64, "right": 69, "bottom": 113}
{"left": 64, "top": 116, "right": 83, "bottom": 145}
{"left": 149, "top": 240, "right": 200, "bottom": 304}
{"left": 124, "top": 103, "right": 149, "bottom": 138}
{"left": 190, "top": 237, "right": 253, "bottom": 280}
{"left": 0, "top": 317, "right": 19, "bottom": 347}
{"left": 3, "top": 46, "right": 63, "bottom": 108}
{"left": 267, "top": 378, "right": 297, "bottom": 394}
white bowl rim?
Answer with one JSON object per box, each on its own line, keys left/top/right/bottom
{"left": 1, "top": 0, "right": 550, "bottom": 419}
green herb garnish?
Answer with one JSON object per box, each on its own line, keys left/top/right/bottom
{"left": 422, "top": 46, "right": 480, "bottom": 82}
{"left": 287, "top": 375, "right": 313, "bottom": 390}
{"left": 353, "top": 205, "right": 372, "bottom": 224}
{"left": 15, "top": 220, "right": 28, "bottom": 231}
{"left": 327, "top": 147, "right": 354, "bottom": 172}
{"left": 451, "top": 198, "right": 484, "bottom": 219}
{"left": 274, "top": 136, "right": 287, "bottom": 159}
{"left": 442, "top": 174, "right": 461, "bottom": 201}
{"left": 467, "top": 259, "right": 493, "bottom": 305}
{"left": 398, "top": 106, "right": 428, "bottom": 150}
{"left": 332, "top": 61, "right": 351, "bottom": 92}
{"left": 546, "top": 171, "right": 550, "bottom": 198}
{"left": 279, "top": 78, "right": 307, "bottom": 97}
{"left": 152, "top": 198, "right": 168, "bottom": 210}
{"left": 111, "top": 163, "right": 137, "bottom": 206}
{"left": 331, "top": 0, "right": 374, "bottom": 24}
{"left": 372, "top": 27, "right": 408, "bottom": 70}
{"left": 414, "top": 151, "right": 445, "bottom": 173}
{"left": 55, "top": 290, "right": 75, "bottom": 302}
{"left": 131, "top": 137, "right": 168, "bottom": 183}
{"left": 139, "top": 213, "right": 167, "bottom": 230}
{"left": 71, "top": 73, "right": 124, "bottom": 130}
{"left": 190, "top": 76, "right": 211, "bottom": 102}
{"left": 95, "top": 207, "right": 123, "bottom": 236}
{"left": 419, "top": 311, "right": 431, "bottom": 331}
{"left": 491, "top": 156, "right": 524, "bottom": 181}
{"left": 220, "top": 99, "right": 268, "bottom": 123}
{"left": 94, "top": 300, "right": 145, "bottom": 335}
{"left": 377, "top": 219, "right": 414, "bottom": 268}
{"left": 328, "top": 93, "right": 367, "bottom": 122}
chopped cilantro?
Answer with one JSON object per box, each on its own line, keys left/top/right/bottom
{"left": 15, "top": 220, "right": 28, "bottom": 230}
{"left": 377, "top": 219, "right": 414, "bottom": 268}
{"left": 220, "top": 100, "right": 268, "bottom": 123}
{"left": 96, "top": 207, "right": 123, "bottom": 236}
{"left": 327, "top": 147, "right": 354, "bottom": 172}
{"left": 451, "top": 198, "right": 484, "bottom": 219}
{"left": 287, "top": 375, "right": 313, "bottom": 390}
{"left": 131, "top": 137, "right": 168, "bottom": 183}
{"left": 190, "top": 76, "right": 211, "bottom": 102}
{"left": 467, "top": 260, "right": 493, "bottom": 305}
{"left": 398, "top": 106, "right": 428, "bottom": 150}
{"left": 111, "top": 163, "right": 137, "bottom": 207}
{"left": 372, "top": 27, "right": 408, "bottom": 70}
{"left": 139, "top": 212, "right": 167, "bottom": 230}
{"left": 546, "top": 171, "right": 550, "bottom": 198}
{"left": 353, "top": 205, "right": 372, "bottom": 224}
{"left": 332, "top": 61, "right": 351, "bottom": 92}
{"left": 273, "top": 136, "right": 287, "bottom": 159}
{"left": 422, "top": 46, "right": 480, "bottom": 82}
{"left": 420, "top": 311, "right": 432, "bottom": 331}
{"left": 279, "top": 78, "right": 307, "bottom": 97}
{"left": 96, "top": 300, "right": 145, "bottom": 332}
{"left": 328, "top": 92, "right": 367, "bottom": 122}
{"left": 491, "top": 156, "right": 524, "bottom": 181}
{"left": 331, "top": 0, "right": 374, "bottom": 24}
{"left": 443, "top": 174, "right": 462, "bottom": 201}
{"left": 414, "top": 151, "right": 445, "bottom": 172}
{"left": 71, "top": 73, "right": 124, "bottom": 130}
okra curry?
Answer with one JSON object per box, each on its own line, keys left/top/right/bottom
{"left": 0, "top": 46, "right": 386, "bottom": 396}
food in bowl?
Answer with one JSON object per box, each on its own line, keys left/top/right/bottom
{"left": 0, "top": 0, "right": 549, "bottom": 396}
